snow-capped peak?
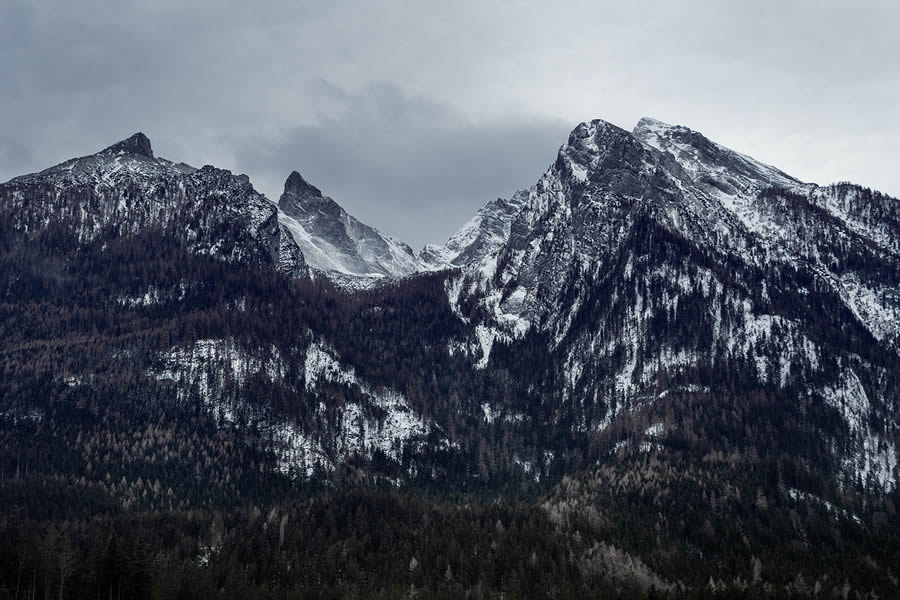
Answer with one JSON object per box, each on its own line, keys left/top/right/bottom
{"left": 277, "top": 171, "right": 425, "bottom": 278}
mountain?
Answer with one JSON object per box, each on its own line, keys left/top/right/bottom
{"left": 1, "top": 121, "right": 899, "bottom": 599}
{"left": 446, "top": 117, "right": 899, "bottom": 490}
{"left": 0, "top": 132, "right": 307, "bottom": 278}
{"left": 278, "top": 170, "right": 426, "bottom": 278}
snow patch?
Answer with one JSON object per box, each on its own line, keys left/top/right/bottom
{"left": 820, "top": 368, "right": 898, "bottom": 491}
{"left": 304, "top": 342, "right": 430, "bottom": 458}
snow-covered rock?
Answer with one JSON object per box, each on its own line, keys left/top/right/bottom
{"left": 278, "top": 171, "right": 425, "bottom": 278}
{"left": 420, "top": 189, "right": 530, "bottom": 270}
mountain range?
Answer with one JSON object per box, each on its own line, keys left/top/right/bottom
{"left": 1, "top": 116, "right": 898, "bottom": 599}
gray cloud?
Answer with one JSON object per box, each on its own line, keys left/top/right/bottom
{"left": 2, "top": 0, "right": 898, "bottom": 248}
{"left": 0, "top": 137, "right": 36, "bottom": 178}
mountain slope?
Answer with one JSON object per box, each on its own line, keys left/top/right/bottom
{"left": 278, "top": 171, "right": 425, "bottom": 278}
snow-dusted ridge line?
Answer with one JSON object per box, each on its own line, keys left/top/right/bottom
{"left": 1, "top": 132, "right": 308, "bottom": 277}
{"left": 633, "top": 117, "right": 804, "bottom": 191}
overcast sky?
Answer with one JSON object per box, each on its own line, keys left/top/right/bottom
{"left": 2, "top": 1, "right": 898, "bottom": 249}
